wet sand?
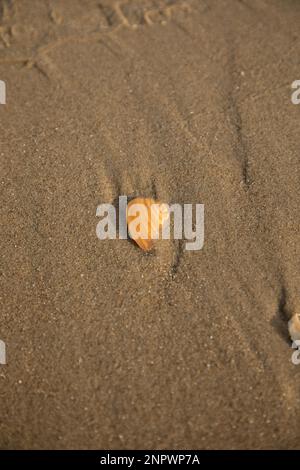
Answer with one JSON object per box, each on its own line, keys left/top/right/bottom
{"left": 0, "top": 0, "right": 300, "bottom": 449}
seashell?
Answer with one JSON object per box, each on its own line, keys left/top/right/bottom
{"left": 127, "top": 197, "right": 169, "bottom": 251}
{"left": 288, "top": 313, "right": 300, "bottom": 342}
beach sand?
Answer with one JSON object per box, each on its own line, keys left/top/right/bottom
{"left": 0, "top": 0, "right": 300, "bottom": 449}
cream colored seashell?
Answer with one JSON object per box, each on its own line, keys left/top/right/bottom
{"left": 127, "top": 197, "right": 169, "bottom": 251}
{"left": 288, "top": 314, "right": 300, "bottom": 342}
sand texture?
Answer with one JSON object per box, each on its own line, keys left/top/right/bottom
{"left": 0, "top": 0, "right": 300, "bottom": 449}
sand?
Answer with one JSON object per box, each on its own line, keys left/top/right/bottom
{"left": 0, "top": 0, "right": 300, "bottom": 449}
